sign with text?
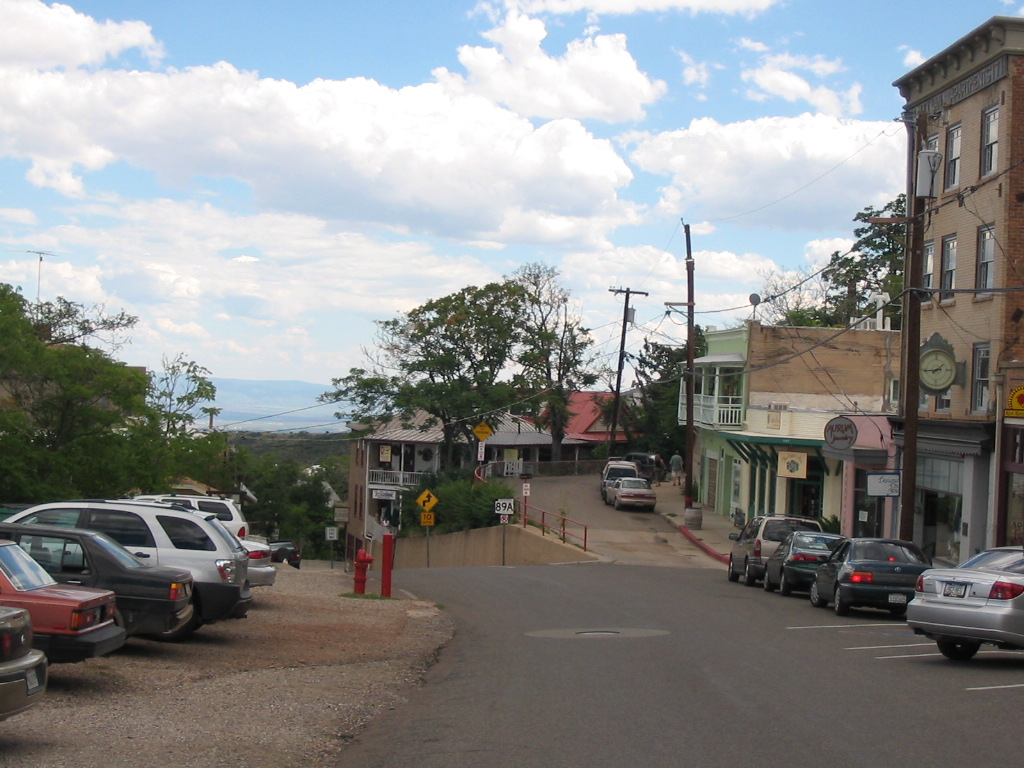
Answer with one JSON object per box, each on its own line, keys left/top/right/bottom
{"left": 494, "top": 498, "right": 515, "bottom": 515}
{"left": 824, "top": 416, "right": 858, "bottom": 450}
{"left": 324, "top": 526, "right": 339, "bottom": 541}
{"left": 866, "top": 471, "right": 901, "bottom": 497}
{"left": 420, "top": 511, "right": 435, "bottom": 527}
{"left": 372, "top": 489, "right": 397, "bottom": 500}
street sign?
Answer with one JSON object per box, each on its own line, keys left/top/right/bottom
{"left": 477, "top": 440, "right": 486, "bottom": 461}
{"left": 325, "top": 526, "right": 339, "bottom": 541}
{"left": 522, "top": 482, "right": 531, "bottom": 497}
{"left": 499, "top": 514, "right": 510, "bottom": 525}
{"left": 494, "top": 498, "right": 515, "bottom": 515}
{"left": 420, "top": 511, "right": 435, "bottom": 527}
{"left": 473, "top": 421, "right": 494, "bottom": 441}
{"left": 372, "top": 489, "right": 397, "bottom": 500}
{"left": 416, "top": 489, "right": 438, "bottom": 512}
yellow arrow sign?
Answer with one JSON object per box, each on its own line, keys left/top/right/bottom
{"left": 416, "top": 489, "right": 438, "bottom": 512}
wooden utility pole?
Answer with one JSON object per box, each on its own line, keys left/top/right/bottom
{"left": 608, "top": 287, "right": 648, "bottom": 455}
{"left": 684, "top": 224, "right": 696, "bottom": 507}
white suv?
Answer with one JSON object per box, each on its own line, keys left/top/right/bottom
{"left": 133, "top": 494, "right": 248, "bottom": 538}
{"left": 6, "top": 500, "right": 252, "bottom": 640}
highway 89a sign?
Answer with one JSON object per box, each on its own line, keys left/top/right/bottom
{"left": 494, "top": 498, "right": 515, "bottom": 515}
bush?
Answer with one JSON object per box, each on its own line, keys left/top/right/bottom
{"left": 405, "top": 471, "right": 516, "bottom": 534}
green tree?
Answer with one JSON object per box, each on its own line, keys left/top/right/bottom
{"left": 510, "top": 263, "right": 599, "bottom": 461}
{"left": 325, "top": 282, "right": 527, "bottom": 466}
{"left": 628, "top": 336, "right": 701, "bottom": 458}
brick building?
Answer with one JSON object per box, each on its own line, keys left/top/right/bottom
{"left": 894, "top": 16, "right": 1024, "bottom": 562}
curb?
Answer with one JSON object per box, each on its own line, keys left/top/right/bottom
{"left": 675, "top": 524, "right": 729, "bottom": 565}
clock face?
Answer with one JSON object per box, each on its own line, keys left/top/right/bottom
{"left": 920, "top": 348, "right": 956, "bottom": 392}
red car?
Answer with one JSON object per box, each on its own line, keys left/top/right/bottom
{"left": 0, "top": 540, "right": 125, "bottom": 663}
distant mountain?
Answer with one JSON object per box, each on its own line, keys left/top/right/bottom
{"left": 207, "top": 378, "right": 348, "bottom": 433}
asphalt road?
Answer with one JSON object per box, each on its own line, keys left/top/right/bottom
{"left": 338, "top": 477, "right": 1024, "bottom": 768}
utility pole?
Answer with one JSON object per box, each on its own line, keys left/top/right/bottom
{"left": 683, "top": 224, "right": 696, "bottom": 507}
{"left": 608, "top": 287, "right": 648, "bottom": 455}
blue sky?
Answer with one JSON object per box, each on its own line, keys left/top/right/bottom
{"left": 0, "top": 0, "right": 1019, "bottom": 430}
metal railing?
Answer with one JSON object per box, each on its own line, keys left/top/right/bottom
{"left": 368, "top": 468, "right": 427, "bottom": 487}
{"left": 519, "top": 499, "right": 588, "bottom": 551}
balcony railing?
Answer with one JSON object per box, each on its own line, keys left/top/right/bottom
{"left": 368, "top": 469, "right": 427, "bottom": 487}
{"left": 681, "top": 393, "right": 744, "bottom": 429}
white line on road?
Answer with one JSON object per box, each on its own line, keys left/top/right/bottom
{"left": 966, "top": 682, "right": 1024, "bottom": 691}
{"left": 845, "top": 643, "right": 933, "bottom": 650}
{"left": 787, "top": 623, "right": 897, "bottom": 630}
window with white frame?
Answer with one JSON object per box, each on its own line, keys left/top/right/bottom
{"left": 936, "top": 387, "right": 952, "bottom": 413}
{"left": 973, "top": 343, "right": 990, "bottom": 413}
{"left": 945, "top": 123, "right": 962, "bottom": 189}
{"left": 922, "top": 240, "right": 934, "bottom": 290}
{"left": 977, "top": 224, "right": 995, "bottom": 291}
{"left": 981, "top": 106, "right": 999, "bottom": 176}
{"left": 940, "top": 234, "right": 957, "bottom": 300}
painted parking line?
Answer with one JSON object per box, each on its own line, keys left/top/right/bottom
{"left": 787, "top": 623, "right": 898, "bottom": 630}
{"left": 845, "top": 642, "right": 934, "bottom": 650}
{"left": 966, "top": 682, "right": 1024, "bottom": 691}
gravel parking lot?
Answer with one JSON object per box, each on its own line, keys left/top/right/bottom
{"left": 0, "top": 563, "right": 454, "bottom": 768}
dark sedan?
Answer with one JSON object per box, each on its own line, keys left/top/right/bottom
{"left": 0, "top": 523, "right": 194, "bottom": 638}
{"left": 763, "top": 531, "right": 846, "bottom": 595}
{"left": 269, "top": 539, "right": 302, "bottom": 569}
{"left": 809, "top": 537, "right": 931, "bottom": 616}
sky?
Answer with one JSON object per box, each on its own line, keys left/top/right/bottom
{"left": 1, "top": 0, "right": 1020, "bottom": 431}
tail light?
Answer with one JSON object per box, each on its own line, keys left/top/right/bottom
{"left": 790, "top": 553, "right": 818, "bottom": 562}
{"left": 237, "top": 526, "right": 247, "bottom": 538}
{"left": 753, "top": 539, "right": 762, "bottom": 558}
{"left": 915, "top": 575, "right": 925, "bottom": 592}
{"left": 69, "top": 606, "right": 103, "bottom": 630}
{"left": 0, "top": 611, "right": 32, "bottom": 661}
{"left": 216, "top": 558, "right": 237, "bottom": 582}
{"left": 169, "top": 582, "right": 187, "bottom": 601}
{"left": 850, "top": 571, "right": 874, "bottom": 584}
{"left": 989, "top": 581, "right": 1024, "bottom": 600}
{"left": 248, "top": 549, "right": 267, "bottom": 561}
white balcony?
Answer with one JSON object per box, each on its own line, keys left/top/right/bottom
{"left": 368, "top": 468, "right": 427, "bottom": 487}
{"left": 681, "top": 393, "right": 744, "bottom": 429}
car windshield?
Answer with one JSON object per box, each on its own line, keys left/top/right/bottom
{"left": 792, "top": 534, "right": 843, "bottom": 552}
{"left": 852, "top": 541, "right": 927, "bottom": 564}
{"left": 606, "top": 468, "right": 637, "bottom": 480}
{"left": 960, "top": 549, "right": 1024, "bottom": 574}
{"left": 91, "top": 532, "right": 147, "bottom": 568}
{"left": 763, "top": 520, "right": 820, "bottom": 543}
{"left": 619, "top": 479, "right": 649, "bottom": 490}
{"left": 0, "top": 543, "right": 57, "bottom": 590}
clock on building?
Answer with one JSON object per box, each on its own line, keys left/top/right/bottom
{"left": 920, "top": 346, "right": 957, "bottom": 393}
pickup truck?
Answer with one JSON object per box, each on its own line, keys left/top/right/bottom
{"left": 268, "top": 539, "right": 302, "bottom": 569}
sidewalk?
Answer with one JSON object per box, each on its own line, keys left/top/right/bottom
{"left": 650, "top": 481, "right": 733, "bottom": 565}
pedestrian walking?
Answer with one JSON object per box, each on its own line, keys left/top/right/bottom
{"left": 654, "top": 454, "right": 666, "bottom": 486}
{"left": 669, "top": 451, "right": 683, "bottom": 486}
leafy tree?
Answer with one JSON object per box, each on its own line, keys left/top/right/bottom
{"left": 628, "top": 336, "right": 702, "bottom": 458}
{"left": 509, "top": 263, "right": 599, "bottom": 461}
{"left": 325, "top": 282, "right": 527, "bottom": 466}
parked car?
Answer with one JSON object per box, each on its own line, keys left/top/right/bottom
{"left": 268, "top": 539, "right": 301, "bottom": 568}
{"left": 727, "top": 516, "right": 824, "bottom": 586}
{"left": 809, "top": 538, "right": 931, "bottom": 616}
{"left": 133, "top": 494, "right": 249, "bottom": 538}
{"left": 240, "top": 539, "right": 276, "bottom": 587}
{"left": 0, "top": 522, "right": 195, "bottom": 637}
{"left": 0, "top": 606, "right": 47, "bottom": 721}
{"left": 762, "top": 531, "right": 846, "bottom": 595}
{"left": 6, "top": 500, "right": 252, "bottom": 641}
{"left": 606, "top": 477, "right": 657, "bottom": 511}
{"left": 907, "top": 547, "right": 1024, "bottom": 661}
{"left": 600, "top": 461, "right": 640, "bottom": 502}
{"left": 0, "top": 539, "right": 125, "bottom": 663}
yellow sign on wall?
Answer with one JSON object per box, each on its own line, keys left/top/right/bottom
{"left": 777, "top": 451, "right": 808, "bottom": 479}
{"left": 420, "top": 511, "right": 435, "bottom": 527}
{"left": 1006, "top": 386, "right": 1024, "bottom": 419}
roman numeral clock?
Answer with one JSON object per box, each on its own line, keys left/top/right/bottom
{"left": 919, "top": 335, "right": 958, "bottom": 394}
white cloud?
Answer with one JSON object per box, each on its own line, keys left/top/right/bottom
{"left": 0, "top": 0, "right": 164, "bottom": 69}
{"left": 741, "top": 53, "right": 862, "bottom": 117}
{"left": 737, "top": 37, "right": 769, "bottom": 53}
{"left": 0, "top": 208, "right": 37, "bottom": 225}
{"left": 679, "top": 51, "right": 712, "bottom": 89}
{"left": 899, "top": 45, "right": 926, "bottom": 68}
{"left": 435, "top": 10, "right": 666, "bottom": 122}
{"left": 625, "top": 114, "right": 905, "bottom": 231}
{"left": 508, "top": 0, "right": 782, "bottom": 15}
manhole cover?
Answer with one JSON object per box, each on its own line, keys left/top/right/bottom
{"left": 526, "top": 628, "right": 670, "bottom": 639}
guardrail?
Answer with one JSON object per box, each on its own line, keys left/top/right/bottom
{"left": 474, "top": 462, "right": 589, "bottom": 551}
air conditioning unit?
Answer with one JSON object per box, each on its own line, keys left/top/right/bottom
{"left": 768, "top": 402, "right": 789, "bottom": 411}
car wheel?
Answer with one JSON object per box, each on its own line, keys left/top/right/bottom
{"left": 743, "top": 560, "right": 758, "bottom": 587}
{"left": 833, "top": 585, "right": 850, "bottom": 616}
{"left": 937, "top": 639, "right": 981, "bottom": 661}
{"left": 809, "top": 580, "right": 827, "bottom": 608}
{"left": 727, "top": 556, "right": 740, "bottom": 582}
{"left": 762, "top": 569, "right": 775, "bottom": 592}
{"left": 151, "top": 596, "right": 201, "bottom": 642}
{"left": 779, "top": 569, "right": 792, "bottom": 596}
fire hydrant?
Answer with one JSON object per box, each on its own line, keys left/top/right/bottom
{"left": 353, "top": 549, "right": 374, "bottom": 595}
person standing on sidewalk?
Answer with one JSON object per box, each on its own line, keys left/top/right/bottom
{"left": 669, "top": 450, "right": 683, "bottom": 486}
{"left": 653, "top": 454, "right": 666, "bottom": 486}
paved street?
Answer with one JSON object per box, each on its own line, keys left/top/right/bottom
{"left": 338, "top": 477, "right": 1024, "bottom": 767}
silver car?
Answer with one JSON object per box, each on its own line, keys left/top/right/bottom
{"left": 240, "top": 539, "right": 276, "bottom": 587}
{"left": 907, "top": 547, "right": 1024, "bottom": 661}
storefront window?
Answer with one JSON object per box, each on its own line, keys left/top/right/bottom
{"left": 922, "top": 490, "right": 961, "bottom": 563}
{"left": 853, "top": 468, "right": 883, "bottom": 537}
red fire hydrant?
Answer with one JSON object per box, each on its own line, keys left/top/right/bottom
{"left": 353, "top": 549, "right": 374, "bottom": 595}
